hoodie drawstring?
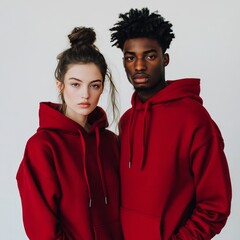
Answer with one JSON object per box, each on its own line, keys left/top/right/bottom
{"left": 128, "top": 108, "right": 135, "bottom": 168}
{"left": 140, "top": 102, "right": 151, "bottom": 169}
{"left": 128, "top": 100, "right": 151, "bottom": 169}
{"left": 95, "top": 127, "right": 108, "bottom": 205}
{"left": 78, "top": 129, "right": 92, "bottom": 207}
{"left": 78, "top": 128, "right": 108, "bottom": 207}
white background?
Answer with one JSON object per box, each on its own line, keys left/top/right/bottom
{"left": 0, "top": 0, "right": 239, "bottom": 239}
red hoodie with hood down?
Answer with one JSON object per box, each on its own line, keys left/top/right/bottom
{"left": 119, "top": 79, "right": 231, "bottom": 240}
{"left": 17, "top": 102, "right": 122, "bottom": 240}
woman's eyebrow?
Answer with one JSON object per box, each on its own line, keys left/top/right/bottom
{"left": 68, "top": 77, "right": 82, "bottom": 82}
{"left": 68, "top": 78, "right": 102, "bottom": 83}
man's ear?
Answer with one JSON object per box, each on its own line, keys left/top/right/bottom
{"left": 56, "top": 80, "right": 63, "bottom": 92}
{"left": 163, "top": 53, "right": 170, "bottom": 66}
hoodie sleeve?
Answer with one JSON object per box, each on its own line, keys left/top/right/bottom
{"left": 172, "top": 121, "right": 232, "bottom": 239}
{"left": 16, "top": 133, "right": 68, "bottom": 240}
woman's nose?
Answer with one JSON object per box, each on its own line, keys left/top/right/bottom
{"left": 81, "top": 86, "right": 89, "bottom": 99}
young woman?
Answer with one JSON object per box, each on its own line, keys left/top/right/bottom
{"left": 16, "top": 27, "right": 122, "bottom": 239}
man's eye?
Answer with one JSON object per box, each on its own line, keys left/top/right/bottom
{"left": 146, "top": 55, "right": 156, "bottom": 60}
{"left": 124, "top": 56, "right": 135, "bottom": 62}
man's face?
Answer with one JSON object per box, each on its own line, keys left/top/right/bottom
{"left": 122, "top": 37, "right": 169, "bottom": 100}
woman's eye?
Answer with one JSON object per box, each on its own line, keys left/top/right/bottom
{"left": 91, "top": 84, "right": 101, "bottom": 89}
{"left": 71, "top": 83, "right": 79, "bottom": 87}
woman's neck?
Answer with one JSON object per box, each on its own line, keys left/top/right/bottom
{"left": 65, "top": 108, "right": 89, "bottom": 131}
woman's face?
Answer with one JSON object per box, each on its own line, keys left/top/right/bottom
{"left": 57, "top": 63, "right": 103, "bottom": 121}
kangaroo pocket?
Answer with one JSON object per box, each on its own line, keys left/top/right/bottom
{"left": 93, "top": 219, "right": 123, "bottom": 240}
{"left": 121, "top": 207, "right": 162, "bottom": 240}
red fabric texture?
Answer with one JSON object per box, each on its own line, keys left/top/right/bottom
{"left": 119, "top": 78, "right": 231, "bottom": 240}
{"left": 17, "top": 102, "right": 122, "bottom": 240}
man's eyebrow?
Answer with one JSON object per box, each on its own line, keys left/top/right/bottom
{"left": 124, "top": 49, "right": 157, "bottom": 55}
{"left": 144, "top": 49, "right": 158, "bottom": 54}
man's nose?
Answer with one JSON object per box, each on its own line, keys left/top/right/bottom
{"left": 135, "top": 58, "right": 147, "bottom": 71}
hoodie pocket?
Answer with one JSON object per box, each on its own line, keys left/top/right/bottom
{"left": 93, "top": 220, "right": 123, "bottom": 240}
{"left": 121, "top": 207, "right": 162, "bottom": 240}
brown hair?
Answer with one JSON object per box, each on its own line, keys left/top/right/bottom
{"left": 55, "top": 27, "right": 119, "bottom": 124}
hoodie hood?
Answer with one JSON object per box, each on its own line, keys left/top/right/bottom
{"left": 127, "top": 78, "right": 203, "bottom": 169}
{"left": 131, "top": 78, "right": 202, "bottom": 109}
{"left": 39, "top": 102, "right": 108, "bottom": 133}
{"left": 38, "top": 102, "right": 109, "bottom": 207}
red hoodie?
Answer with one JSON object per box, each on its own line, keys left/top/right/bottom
{"left": 17, "top": 102, "right": 123, "bottom": 240}
{"left": 119, "top": 79, "right": 231, "bottom": 240}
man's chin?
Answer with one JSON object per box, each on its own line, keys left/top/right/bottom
{"left": 133, "top": 85, "right": 149, "bottom": 91}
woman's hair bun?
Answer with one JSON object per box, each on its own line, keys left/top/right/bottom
{"left": 68, "top": 27, "right": 96, "bottom": 48}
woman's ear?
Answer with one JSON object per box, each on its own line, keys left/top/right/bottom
{"left": 56, "top": 80, "right": 63, "bottom": 92}
{"left": 163, "top": 53, "right": 170, "bottom": 66}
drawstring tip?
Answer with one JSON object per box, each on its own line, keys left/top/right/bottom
{"left": 128, "top": 161, "right": 132, "bottom": 168}
{"left": 89, "top": 199, "right": 92, "bottom": 208}
{"left": 105, "top": 196, "right": 108, "bottom": 205}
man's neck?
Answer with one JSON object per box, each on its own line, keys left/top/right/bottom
{"left": 137, "top": 81, "right": 168, "bottom": 103}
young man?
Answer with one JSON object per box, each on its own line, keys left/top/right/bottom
{"left": 110, "top": 7, "right": 232, "bottom": 240}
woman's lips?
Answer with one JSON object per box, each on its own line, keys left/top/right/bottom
{"left": 78, "top": 103, "right": 90, "bottom": 108}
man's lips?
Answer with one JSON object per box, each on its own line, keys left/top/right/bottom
{"left": 132, "top": 74, "right": 149, "bottom": 83}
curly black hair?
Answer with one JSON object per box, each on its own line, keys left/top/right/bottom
{"left": 110, "top": 8, "right": 175, "bottom": 52}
